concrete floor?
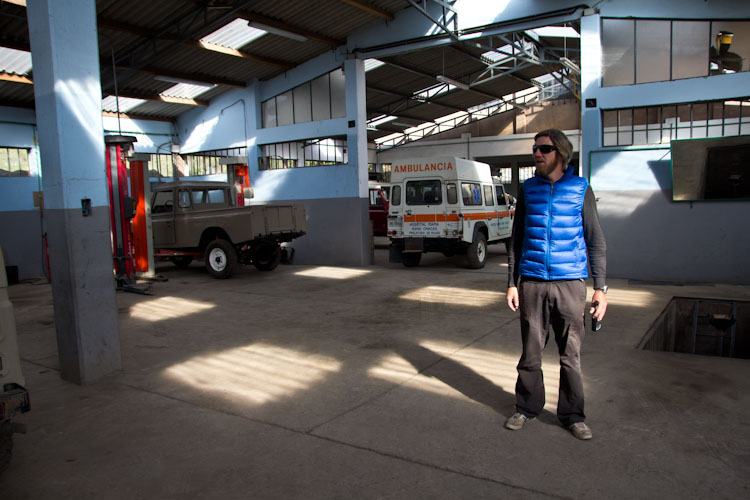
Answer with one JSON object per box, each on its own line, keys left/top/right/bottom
{"left": 3, "top": 240, "right": 750, "bottom": 499}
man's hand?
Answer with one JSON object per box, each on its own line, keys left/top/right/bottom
{"left": 590, "top": 289, "right": 607, "bottom": 321}
{"left": 507, "top": 286, "right": 519, "bottom": 311}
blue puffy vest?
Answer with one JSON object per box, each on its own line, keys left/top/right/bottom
{"left": 518, "top": 168, "right": 589, "bottom": 280}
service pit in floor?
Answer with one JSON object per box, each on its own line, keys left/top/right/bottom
{"left": 637, "top": 296, "right": 750, "bottom": 359}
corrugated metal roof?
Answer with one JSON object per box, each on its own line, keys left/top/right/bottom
{"left": 0, "top": 47, "right": 31, "bottom": 75}
{"left": 0, "top": 1, "right": 578, "bottom": 129}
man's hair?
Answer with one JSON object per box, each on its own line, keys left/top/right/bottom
{"left": 534, "top": 129, "right": 573, "bottom": 170}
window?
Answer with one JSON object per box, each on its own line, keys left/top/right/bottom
{"left": 0, "top": 147, "right": 31, "bottom": 177}
{"left": 391, "top": 185, "right": 401, "bottom": 206}
{"left": 149, "top": 154, "right": 174, "bottom": 178}
{"left": 369, "top": 188, "right": 384, "bottom": 207}
{"left": 461, "top": 182, "right": 483, "bottom": 206}
{"left": 495, "top": 185, "right": 507, "bottom": 205}
{"left": 262, "top": 68, "right": 346, "bottom": 128}
{"left": 178, "top": 190, "right": 191, "bottom": 208}
{"left": 259, "top": 137, "right": 347, "bottom": 170}
{"left": 601, "top": 19, "right": 750, "bottom": 87}
{"left": 446, "top": 183, "right": 458, "bottom": 204}
{"left": 405, "top": 180, "right": 442, "bottom": 205}
{"left": 152, "top": 190, "right": 173, "bottom": 213}
{"left": 672, "top": 136, "right": 750, "bottom": 201}
{"left": 603, "top": 97, "right": 750, "bottom": 147}
{"left": 484, "top": 185, "right": 494, "bottom": 206}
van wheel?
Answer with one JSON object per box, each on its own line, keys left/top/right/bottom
{"left": 205, "top": 239, "right": 236, "bottom": 278}
{"left": 170, "top": 256, "right": 194, "bottom": 268}
{"left": 403, "top": 253, "right": 421, "bottom": 267}
{"left": 254, "top": 244, "right": 281, "bottom": 271}
{"left": 466, "top": 233, "right": 487, "bottom": 269}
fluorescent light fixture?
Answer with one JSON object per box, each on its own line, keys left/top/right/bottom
{"left": 247, "top": 21, "right": 308, "bottom": 42}
{"left": 436, "top": 75, "right": 470, "bottom": 91}
{"left": 559, "top": 57, "right": 580, "bottom": 74}
{"left": 154, "top": 75, "right": 215, "bottom": 88}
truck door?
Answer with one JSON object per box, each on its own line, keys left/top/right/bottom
{"left": 483, "top": 184, "right": 501, "bottom": 241}
{"left": 402, "top": 178, "right": 444, "bottom": 238}
{"left": 151, "top": 189, "right": 176, "bottom": 246}
{"left": 494, "top": 184, "right": 513, "bottom": 238}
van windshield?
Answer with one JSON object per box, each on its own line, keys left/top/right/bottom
{"left": 406, "top": 180, "right": 442, "bottom": 205}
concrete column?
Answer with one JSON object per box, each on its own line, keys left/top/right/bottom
{"left": 27, "top": 0, "right": 121, "bottom": 384}
{"left": 579, "top": 12, "right": 602, "bottom": 179}
{"left": 345, "top": 58, "right": 371, "bottom": 265}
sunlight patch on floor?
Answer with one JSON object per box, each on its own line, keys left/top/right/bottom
{"left": 294, "top": 266, "right": 372, "bottom": 280}
{"left": 369, "top": 340, "right": 562, "bottom": 410}
{"left": 163, "top": 343, "right": 341, "bottom": 405}
{"left": 129, "top": 296, "right": 215, "bottom": 321}
{"left": 399, "top": 286, "right": 504, "bottom": 307}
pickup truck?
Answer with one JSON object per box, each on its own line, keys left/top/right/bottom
{"left": 150, "top": 181, "right": 306, "bottom": 278}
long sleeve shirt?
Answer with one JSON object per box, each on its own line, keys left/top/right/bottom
{"left": 507, "top": 185, "right": 607, "bottom": 289}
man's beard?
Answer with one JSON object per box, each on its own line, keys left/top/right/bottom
{"left": 535, "top": 159, "right": 558, "bottom": 177}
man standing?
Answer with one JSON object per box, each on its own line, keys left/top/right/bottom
{"left": 505, "top": 129, "right": 607, "bottom": 440}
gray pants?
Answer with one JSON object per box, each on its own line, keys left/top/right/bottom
{"left": 515, "top": 278, "right": 587, "bottom": 426}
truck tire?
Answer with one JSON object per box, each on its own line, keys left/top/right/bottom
{"left": 466, "top": 233, "right": 487, "bottom": 269}
{"left": 403, "top": 253, "right": 421, "bottom": 267}
{"left": 170, "top": 256, "right": 194, "bottom": 268}
{"left": 205, "top": 239, "right": 236, "bottom": 279}
{"left": 0, "top": 423, "right": 12, "bottom": 476}
{"left": 254, "top": 244, "right": 281, "bottom": 272}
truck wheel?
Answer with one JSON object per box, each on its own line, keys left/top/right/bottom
{"left": 170, "top": 256, "right": 194, "bottom": 268}
{"left": 205, "top": 239, "right": 236, "bottom": 279}
{"left": 254, "top": 244, "right": 281, "bottom": 272}
{"left": 0, "top": 422, "right": 12, "bottom": 476}
{"left": 466, "top": 233, "right": 487, "bottom": 269}
{"left": 403, "top": 253, "right": 421, "bottom": 267}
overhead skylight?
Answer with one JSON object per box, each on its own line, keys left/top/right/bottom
{"left": 200, "top": 18, "right": 267, "bottom": 49}
{"left": 160, "top": 83, "right": 216, "bottom": 99}
{"left": 101, "top": 96, "right": 147, "bottom": 113}
{"left": 364, "top": 59, "right": 385, "bottom": 72}
{"left": 0, "top": 47, "right": 32, "bottom": 75}
{"left": 526, "top": 26, "right": 580, "bottom": 39}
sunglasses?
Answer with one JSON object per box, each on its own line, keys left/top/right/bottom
{"left": 532, "top": 144, "right": 556, "bottom": 154}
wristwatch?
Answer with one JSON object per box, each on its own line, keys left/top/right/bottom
{"left": 595, "top": 285, "right": 608, "bottom": 294}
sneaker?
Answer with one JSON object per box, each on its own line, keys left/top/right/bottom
{"left": 505, "top": 412, "right": 535, "bottom": 430}
{"left": 569, "top": 422, "right": 593, "bottom": 440}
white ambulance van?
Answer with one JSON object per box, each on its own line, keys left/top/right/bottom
{"left": 388, "top": 156, "right": 514, "bottom": 268}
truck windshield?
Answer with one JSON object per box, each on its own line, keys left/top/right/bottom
{"left": 406, "top": 180, "right": 442, "bottom": 205}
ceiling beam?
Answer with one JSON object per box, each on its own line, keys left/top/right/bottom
{"left": 0, "top": 73, "right": 32, "bottom": 84}
{"left": 338, "top": 0, "right": 394, "bottom": 21}
{"left": 191, "top": 40, "right": 292, "bottom": 69}
{"left": 141, "top": 66, "right": 246, "bottom": 88}
{"left": 367, "top": 84, "right": 466, "bottom": 113}
{"left": 102, "top": 111, "right": 174, "bottom": 123}
{"left": 0, "top": 0, "right": 26, "bottom": 6}
{"left": 0, "top": 39, "right": 30, "bottom": 52}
